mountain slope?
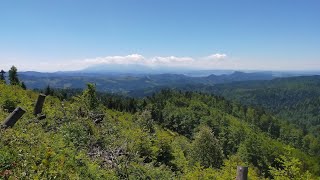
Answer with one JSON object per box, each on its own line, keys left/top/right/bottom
{"left": 0, "top": 83, "right": 319, "bottom": 179}
{"left": 130, "top": 76, "right": 320, "bottom": 138}
{"left": 201, "top": 76, "right": 320, "bottom": 137}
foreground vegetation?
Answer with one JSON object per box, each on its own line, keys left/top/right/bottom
{"left": 0, "top": 81, "right": 319, "bottom": 179}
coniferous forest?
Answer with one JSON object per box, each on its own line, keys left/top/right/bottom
{"left": 1, "top": 68, "right": 320, "bottom": 179}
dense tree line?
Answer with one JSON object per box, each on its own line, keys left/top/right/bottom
{"left": 129, "top": 76, "right": 320, "bottom": 141}
{"left": 194, "top": 76, "right": 320, "bottom": 138}
{"left": 143, "top": 89, "right": 320, "bottom": 156}
{"left": 35, "top": 86, "right": 139, "bottom": 113}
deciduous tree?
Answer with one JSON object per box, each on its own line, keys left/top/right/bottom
{"left": 191, "top": 126, "right": 224, "bottom": 168}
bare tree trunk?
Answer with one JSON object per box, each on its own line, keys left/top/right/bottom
{"left": 34, "top": 94, "right": 46, "bottom": 115}
{"left": 236, "top": 166, "right": 248, "bottom": 180}
{"left": 2, "top": 107, "right": 26, "bottom": 128}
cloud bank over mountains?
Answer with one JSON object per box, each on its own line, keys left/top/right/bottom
{"left": 1, "top": 53, "right": 236, "bottom": 72}
{"left": 4, "top": 52, "right": 319, "bottom": 72}
{"left": 81, "top": 53, "right": 231, "bottom": 70}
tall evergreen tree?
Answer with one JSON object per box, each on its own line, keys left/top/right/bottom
{"left": 0, "top": 69, "right": 5, "bottom": 83}
{"left": 8, "top": 66, "right": 20, "bottom": 85}
{"left": 82, "top": 83, "right": 99, "bottom": 110}
{"left": 45, "top": 85, "right": 53, "bottom": 95}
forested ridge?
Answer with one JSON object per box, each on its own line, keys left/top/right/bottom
{"left": 1, "top": 81, "right": 320, "bottom": 179}
{"left": 129, "top": 76, "right": 320, "bottom": 141}
{"left": 187, "top": 76, "right": 320, "bottom": 139}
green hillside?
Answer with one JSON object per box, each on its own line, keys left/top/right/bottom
{"left": 0, "top": 82, "right": 319, "bottom": 179}
{"left": 197, "top": 76, "right": 320, "bottom": 138}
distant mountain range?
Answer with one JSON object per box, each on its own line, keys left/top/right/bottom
{"left": 85, "top": 64, "right": 320, "bottom": 76}
{"left": 16, "top": 68, "right": 320, "bottom": 94}
{"left": 18, "top": 70, "right": 277, "bottom": 92}
{"left": 19, "top": 71, "right": 274, "bottom": 93}
{"left": 83, "top": 64, "right": 238, "bottom": 76}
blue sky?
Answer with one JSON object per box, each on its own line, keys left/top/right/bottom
{"left": 0, "top": 0, "right": 319, "bottom": 71}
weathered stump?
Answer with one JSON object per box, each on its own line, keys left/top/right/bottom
{"left": 89, "top": 112, "right": 105, "bottom": 124}
{"left": 37, "top": 114, "right": 47, "bottom": 120}
{"left": 34, "top": 94, "right": 46, "bottom": 115}
{"left": 2, "top": 107, "right": 26, "bottom": 128}
{"left": 236, "top": 166, "right": 248, "bottom": 180}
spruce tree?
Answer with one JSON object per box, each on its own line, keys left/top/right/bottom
{"left": 45, "top": 85, "right": 53, "bottom": 95}
{"left": 82, "top": 83, "right": 99, "bottom": 110}
{"left": 8, "top": 66, "right": 20, "bottom": 85}
{"left": 0, "top": 69, "right": 5, "bottom": 83}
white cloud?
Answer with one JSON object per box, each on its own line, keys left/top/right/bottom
{"left": 1, "top": 53, "right": 232, "bottom": 72}
{"left": 79, "top": 53, "right": 231, "bottom": 70}
{"left": 151, "top": 56, "right": 194, "bottom": 63}
{"left": 205, "top": 53, "right": 227, "bottom": 60}
{"left": 82, "top": 54, "right": 195, "bottom": 67}
{"left": 84, "top": 54, "right": 145, "bottom": 65}
{"left": 149, "top": 56, "right": 194, "bottom": 66}
{"left": 5, "top": 52, "right": 320, "bottom": 72}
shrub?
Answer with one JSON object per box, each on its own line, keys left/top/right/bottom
{"left": 2, "top": 99, "right": 16, "bottom": 112}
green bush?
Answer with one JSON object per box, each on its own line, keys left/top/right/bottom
{"left": 2, "top": 99, "right": 16, "bottom": 112}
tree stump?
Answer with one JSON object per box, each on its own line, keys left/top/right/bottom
{"left": 2, "top": 107, "right": 26, "bottom": 128}
{"left": 236, "top": 166, "right": 248, "bottom": 180}
{"left": 34, "top": 94, "right": 46, "bottom": 115}
{"left": 37, "top": 114, "right": 47, "bottom": 120}
{"left": 89, "top": 112, "right": 105, "bottom": 124}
